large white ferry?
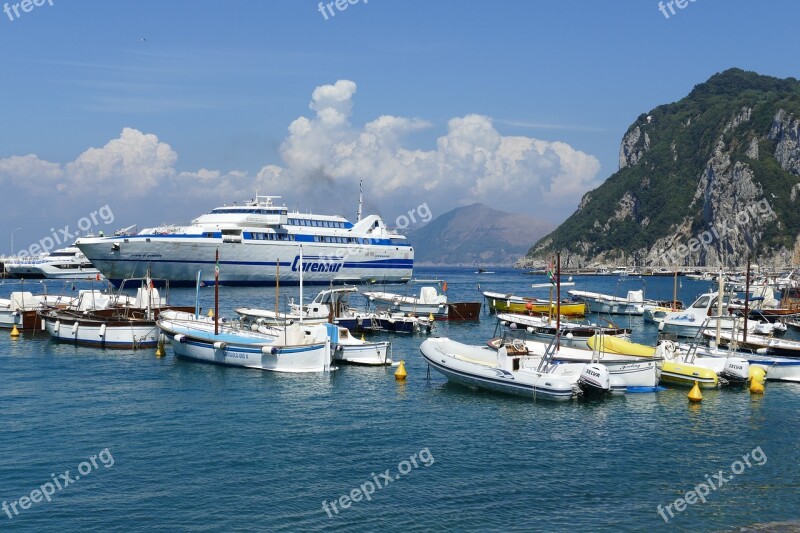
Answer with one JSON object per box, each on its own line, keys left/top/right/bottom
{"left": 76, "top": 195, "right": 414, "bottom": 287}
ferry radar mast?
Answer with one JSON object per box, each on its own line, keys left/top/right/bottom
{"left": 356, "top": 179, "right": 363, "bottom": 222}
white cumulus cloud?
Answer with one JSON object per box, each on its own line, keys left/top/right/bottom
{"left": 260, "top": 81, "right": 602, "bottom": 223}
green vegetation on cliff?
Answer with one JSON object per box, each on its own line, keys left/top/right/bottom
{"left": 527, "top": 68, "right": 800, "bottom": 265}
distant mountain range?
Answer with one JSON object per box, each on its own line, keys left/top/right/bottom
{"left": 521, "top": 68, "right": 800, "bottom": 269}
{"left": 404, "top": 203, "right": 553, "bottom": 266}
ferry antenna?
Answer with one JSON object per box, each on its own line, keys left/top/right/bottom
{"left": 357, "top": 179, "right": 363, "bottom": 222}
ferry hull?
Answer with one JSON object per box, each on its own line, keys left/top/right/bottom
{"left": 77, "top": 237, "right": 413, "bottom": 287}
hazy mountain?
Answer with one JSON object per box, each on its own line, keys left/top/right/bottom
{"left": 404, "top": 203, "right": 553, "bottom": 266}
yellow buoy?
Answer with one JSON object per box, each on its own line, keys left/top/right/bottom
{"left": 749, "top": 366, "right": 766, "bottom": 384}
{"left": 394, "top": 360, "right": 407, "bottom": 380}
{"left": 207, "top": 309, "right": 214, "bottom": 318}
{"left": 750, "top": 380, "right": 765, "bottom": 394}
{"left": 155, "top": 338, "right": 165, "bottom": 358}
{"left": 688, "top": 381, "right": 702, "bottom": 402}
{"left": 428, "top": 313, "right": 435, "bottom": 322}
{"left": 360, "top": 333, "right": 365, "bottom": 342}
{"left": 10, "top": 324, "right": 20, "bottom": 338}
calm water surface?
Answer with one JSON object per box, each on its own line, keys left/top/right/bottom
{"left": 1, "top": 268, "right": 798, "bottom": 532}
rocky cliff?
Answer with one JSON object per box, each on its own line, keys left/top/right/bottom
{"left": 520, "top": 68, "right": 800, "bottom": 269}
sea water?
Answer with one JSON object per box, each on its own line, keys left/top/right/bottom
{"left": 1, "top": 268, "right": 798, "bottom": 532}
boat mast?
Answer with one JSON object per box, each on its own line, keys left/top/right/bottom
{"left": 672, "top": 268, "right": 678, "bottom": 310}
{"left": 194, "top": 270, "right": 201, "bottom": 319}
{"left": 356, "top": 179, "right": 363, "bottom": 222}
{"left": 743, "top": 259, "right": 750, "bottom": 343}
{"left": 214, "top": 248, "right": 219, "bottom": 335}
{"left": 275, "top": 258, "right": 280, "bottom": 319}
{"left": 716, "top": 269, "right": 723, "bottom": 346}
{"left": 556, "top": 252, "right": 561, "bottom": 350}
{"left": 299, "top": 245, "right": 303, "bottom": 325}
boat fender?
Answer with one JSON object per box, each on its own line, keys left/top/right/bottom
{"left": 71, "top": 322, "right": 79, "bottom": 335}
{"left": 213, "top": 341, "right": 227, "bottom": 350}
{"left": 99, "top": 324, "right": 106, "bottom": 338}
{"left": 271, "top": 346, "right": 279, "bottom": 355}
{"left": 174, "top": 334, "right": 185, "bottom": 343}
{"left": 526, "top": 327, "right": 534, "bottom": 333}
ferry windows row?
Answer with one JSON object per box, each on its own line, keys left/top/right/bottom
{"left": 211, "top": 208, "right": 287, "bottom": 215}
{"left": 287, "top": 218, "right": 346, "bottom": 229}
{"left": 313, "top": 236, "right": 365, "bottom": 244}
{"left": 246, "top": 232, "right": 296, "bottom": 241}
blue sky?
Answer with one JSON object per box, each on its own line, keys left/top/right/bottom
{"left": 1, "top": 0, "right": 798, "bottom": 255}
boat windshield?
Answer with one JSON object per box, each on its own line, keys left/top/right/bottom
{"left": 692, "top": 296, "right": 711, "bottom": 309}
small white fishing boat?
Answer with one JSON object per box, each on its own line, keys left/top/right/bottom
{"left": 0, "top": 291, "right": 73, "bottom": 329}
{"left": 495, "top": 312, "right": 630, "bottom": 347}
{"left": 330, "top": 326, "right": 390, "bottom": 365}
{"left": 420, "top": 337, "right": 619, "bottom": 401}
{"left": 659, "top": 291, "right": 744, "bottom": 338}
{"left": 567, "top": 289, "right": 646, "bottom": 315}
{"left": 236, "top": 286, "right": 359, "bottom": 326}
{"left": 363, "top": 286, "right": 448, "bottom": 318}
{"left": 242, "top": 314, "right": 392, "bottom": 366}
{"left": 704, "top": 328, "right": 800, "bottom": 357}
{"left": 39, "top": 279, "right": 189, "bottom": 349}
{"left": 158, "top": 310, "right": 333, "bottom": 373}
{"left": 41, "top": 309, "right": 160, "bottom": 349}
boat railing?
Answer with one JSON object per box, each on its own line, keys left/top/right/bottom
{"left": 683, "top": 315, "right": 741, "bottom": 363}
{"left": 536, "top": 330, "right": 562, "bottom": 372}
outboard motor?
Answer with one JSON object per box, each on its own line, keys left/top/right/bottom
{"left": 577, "top": 363, "right": 611, "bottom": 399}
{"left": 720, "top": 357, "right": 750, "bottom": 386}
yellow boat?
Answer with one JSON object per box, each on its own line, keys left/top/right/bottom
{"left": 586, "top": 334, "right": 656, "bottom": 357}
{"left": 482, "top": 291, "right": 587, "bottom": 317}
{"left": 660, "top": 361, "right": 719, "bottom": 388}
{"left": 587, "top": 334, "right": 719, "bottom": 387}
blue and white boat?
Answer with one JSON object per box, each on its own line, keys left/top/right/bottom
{"left": 157, "top": 310, "right": 333, "bottom": 373}
{"left": 76, "top": 195, "right": 414, "bottom": 287}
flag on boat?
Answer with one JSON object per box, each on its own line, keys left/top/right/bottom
{"left": 546, "top": 258, "right": 556, "bottom": 285}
